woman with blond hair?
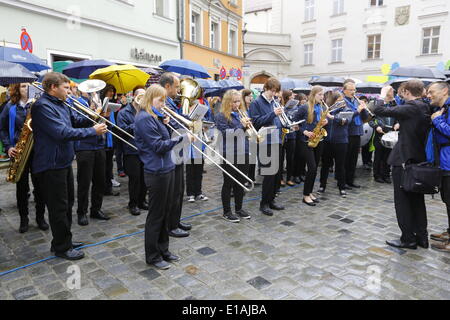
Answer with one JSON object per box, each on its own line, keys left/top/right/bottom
{"left": 134, "top": 84, "right": 193, "bottom": 270}
{"left": 215, "top": 89, "right": 252, "bottom": 222}
{"left": 294, "top": 86, "right": 327, "bottom": 206}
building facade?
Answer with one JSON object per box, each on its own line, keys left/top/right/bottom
{"left": 0, "top": 0, "right": 180, "bottom": 69}
{"left": 182, "top": 0, "right": 244, "bottom": 81}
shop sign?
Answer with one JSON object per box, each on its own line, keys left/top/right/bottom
{"left": 130, "top": 48, "right": 163, "bottom": 63}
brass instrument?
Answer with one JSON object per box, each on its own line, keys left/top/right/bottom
{"left": 354, "top": 95, "right": 375, "bottom": 123}
{"left": 180, "top": 78, "right": 202, "bottom": 115}
{"left": 237, "top": 108, "right": 264, "bottom": 143}
{"left": 308, "top": 101, "right": 330, "bottom": 148}
{"left": 6, "top": 100, "right": 36, "bottom": 183}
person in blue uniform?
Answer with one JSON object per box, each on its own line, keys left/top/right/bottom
{"left": 134, "top": 84, "right": 193, "bottom": 270}
{"left": 32, "top": 72, "right": 107, "bottom": 260}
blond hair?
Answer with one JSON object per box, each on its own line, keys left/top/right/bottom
{"left": 139, "top": 84, "right": 167, "bottom": 118}
{"left": 307, "top": 86, "right": 324, "bottom": 124}
{"left": 221, "top": 89, "right": 245, "bottom": 122}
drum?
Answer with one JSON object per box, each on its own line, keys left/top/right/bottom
{"left": 381, "top": 131, "right": 399, "bottom": 149}
{"left": 360, "top": 123, "right": 374, "bottom": 147}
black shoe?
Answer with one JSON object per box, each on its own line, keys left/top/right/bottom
{"left": 236, "top": 209, "right": 251, "bottom": 220}
{"left": 300, "top": 175, "right": 306, "bottom": 182}
{"left": 138, "top": 203, "right": 149, "bottom": 210}
{"left": 347, "top": 183, "right": 361, "bottom": 188}
{"left": 269, "top": 202, "right": 285, "bottom": 210}
{"left": 19, "top": 217, "right": 29, "bottom": 233}
{"left": 222, "top": 212, "right": 240, "bottom": 223}
{"left": 90, "top": 210, "right": 110, "bottom": 221}
{"left": 294, "top": 177, "right": 301, "bottom": 184}
{"left": 104, "top": 190, "right": 120, "bottom": 196}
{"left": 374, "top": 177, "right": 385, "bottom": 183}
{"left": 386, "top": 239, "right": 417, "bottom": 249}
{"left": 169, "top": 228, "right": 190, "bottom": 238}
{"left": 303, "top": 199, "right": 316, "bottom": 207}
{"left": 55, "top": 248, "right": 85, "bottom": 260}
{"left": 383, "top": 177, "right": 392, "bottom": 184}
{"left": 51, "top": 242, "right": 84, "bottom": 253}
{"left": 163, "top": 253, "right": 180, "bottom": 263}
{"left": 317, "top": 187, "right": 326, "bottom": 193}
{"left": 129, "top": 207, "right": 141, "bottom": 216}
{"left": 339, "top": 190, "right": 347, "bottom": 198}
{"left": 416, "top": 235, "right": 429, "bottom": 249}
{"left": 178, "top": 222, "right": 192, "bottom": 231}
{"left": 78, "top": 214, "right": 89, "bottom": 226}
{"left": 36, "top": 218, "right": 49, "bottom": 231}
{"left": 259, "top": 205, "right": 273, "bottom": 216}
{"left": 344, "top": 185, "right": 353, "bottom": 190}
{"left": 149, "top": 260, "right": 170, "bottom": 270}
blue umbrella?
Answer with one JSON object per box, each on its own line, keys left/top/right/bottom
{"left": 0, "top": 61, "right": 37, "bottom": 86}
{"left": 0, "top": 46, "right": 50, "bottom": 72}
{"left": 195, "top": 79, "right": 221, "bottom": 90}
{"left": 280, "top": 78, "right": 296, "bottom": 90}
{"left": 218, "top": 79, "right": 244, "bottom": 91}
{"left": 62, "top": 59, "right": 114, "bottom": 79}
{"left": 160, "top": 59, "right": 210, "bottom": 78}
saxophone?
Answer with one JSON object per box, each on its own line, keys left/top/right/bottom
{"left": 6, "top": 100, "right": 35, "bottom": 183}
{"left": 308, "top": 101, "right": 330, "bottom": 148}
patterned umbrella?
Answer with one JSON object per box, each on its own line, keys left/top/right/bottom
{"left": 0, "top": 46, "right": 50, "bottom": 72}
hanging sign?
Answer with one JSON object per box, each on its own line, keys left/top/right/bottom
{"left": 236, "top": 68, "right": 243, "bottom": 81}
{"left": 220, "top": 66, "right": 227, "bottom": 80}
{"left": 20, "top": 28, "right": 33, "bottom": 53}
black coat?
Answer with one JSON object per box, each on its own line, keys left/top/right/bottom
{"left": 373, "top": 99, "right": 431, "bottom": 166}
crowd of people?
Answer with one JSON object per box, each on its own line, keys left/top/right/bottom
{"left": 1, "top": 71, "right": 450, "bottom": 270}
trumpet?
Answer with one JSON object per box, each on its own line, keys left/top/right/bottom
{"left": 354, "top": 95, "right": 375, "bottom": 119}
{"left": 31, "top": 82, "right": 138, "bottom": 151}
{"left": 237, "top": 109, "right": 264, "bottom": 144}
{"left": 274, "top": 98, "right": 304, "bottom": 132}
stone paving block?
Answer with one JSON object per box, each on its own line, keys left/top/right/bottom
{"left": 290, "top": 286, "right": 318, "bottom": 300}
{"left": 12, "top": 286, "right": 39, "bottom": 300}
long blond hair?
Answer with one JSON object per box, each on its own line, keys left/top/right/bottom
{"left": 307, "top": 86, "right": 324, "bottom": 124}
{"left": 221, "top": 89, "right": 245, "bottom": 122}
{"left": 138, "top": 84, "right": 167, "bottom": 119}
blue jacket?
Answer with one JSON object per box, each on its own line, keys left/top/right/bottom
{"left": 31, "top": 93, "right": 97, "bottom": 174}
{"left": 134, "top": 109, "right": 184, "bottom": 175}
{"left": 0, "top": 101, "right": 29, "bottom": 152}
{"left": 327, "top": 105, "right": 352, "bottom": 144}
{"left": 117, "top": 103, "right": 139, "bottom": 156}
{"left": 432, "top": 98, "right": 450, "bottom": 171}
{"left": 284, "top": 104, "right": 299, "bottom": 140}
{"left": 74, "top": 96, "right": 106, "bottom": 151}
{"left": 248, "top": 94, "right": 282, "bottom": 145}
{"left": 214, "top": 111, "right": 249, "bottom": 157}
{"left": 294, "top": 104, "right": 323, "bottom": 143}
{"left": 343, "top": 97, "right": 370, "bottom": 136}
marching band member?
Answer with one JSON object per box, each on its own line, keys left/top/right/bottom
{"left": 280, "top": 90, "right": 299, "bottom": 187}
{"left": 294, "top": 86, "right": 327, "bottom": 206}
{"left": 134, "top": 84, "right": 193, "bottom": 270}
{"left": 0, "top": 83, "right": 48, "bottom": 233}
{"left": 294, "top": 93, "right": 308, "bottom": 184}
{"left": 242, "top": 89, "right": 256, "bottom": 185}
{"left": 32, "top": 72, "right": 107, "bottom": 260}
{"left": 215, "top": 89, "right": 251, "bottom": 222}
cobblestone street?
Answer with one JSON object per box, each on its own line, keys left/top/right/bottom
{"left": 1, "top": 163, "right": 450, "bottom": 300}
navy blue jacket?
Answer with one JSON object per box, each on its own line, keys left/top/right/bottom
{"left": 432, "top": 98, "right": 450, "bottom": 171}
{"left": 248, "top": 94, "right": 282, "bottom": 145}
{"left": 0, "top": 101, "right": 28, "bottom": 152}
{"left": 284, "top": 104, "right": 300, "bottom": 140}
{"left": 31, "top": 93, "right": 97, "bottom": 174}
{"left": 117, "top": 103, "right": 139, "bottom": 156}
{"left": 294, "top": 104, "right": 323, "bottom": 143}
{"left": 343, "top": 96, "right": 370, "bottom": 136}
{"left": 327, "top": 105, "right": 352, "bottom": 144}
{"left": 214, "top": 111, "right": 249, "bottom": 157}
{"left": 134, "top": 110, "right": 184, "bottom": 175}
{"left": 74, "top": 96, "right": 106, "bottom": 152}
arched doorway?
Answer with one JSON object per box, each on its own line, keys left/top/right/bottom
{"left": 251, "top": 74, "right": 270, "bottom": 85}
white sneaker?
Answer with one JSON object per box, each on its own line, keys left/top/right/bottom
{"left": 196, "top": 194, "right": 208, "bottom": 201}
{"left": 187, "top": 196, "right": 195, "bottom": 203}
{"left": 111, "top": 179, "right": 121, "bottom": 187}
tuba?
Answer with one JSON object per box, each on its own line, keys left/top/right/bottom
{"left": 308, "top": 101, "right": 330, "bottom": 148}
{"left": 6, "top": 100, "right": 36, "bottom": 183}
{"left": 180, "top": 78, "right": 202, "bottom": 115}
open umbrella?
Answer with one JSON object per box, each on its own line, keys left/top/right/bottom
{"left": 0, "top": 46, "right": 50, "bottom": 72}
{"left": 0, "top": 61, "right": 37, "bottom": 86}
{"left": 385, "top": 78, "right": 440, "bottom": 91}
{"left": 218, "top": 79, "right": 244, "bottom": 91}
{"left": 196, "top": 79, "right": 221, "bottom": 90}
{"left": 160, "top": 59, "right": 210, "bottom": 78}
{"left": 89, "top": 64, "right": 150, "bottom": 94}
{"left": 309, "top": 76, "right": 345, "bottom": 87}
{"left": 62, "top": 59, "right": 114, "bottom": 79}
{"left": 356, "top": 82, "right": 384, "bottom": 94}
{"left": 389, "top": 66, "right": 446, "bottom": 80}
{"left": 444, "top": 70, "right": 450, "bottom": 79}
{"left": 281, "top": 78, "right": 311, "bottom": 90}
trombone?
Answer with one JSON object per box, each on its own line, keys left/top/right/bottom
{"left": 30, "top": 82, "right": 138, "bottom": 151}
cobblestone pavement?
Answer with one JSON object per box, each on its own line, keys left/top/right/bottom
{"left": 1, "top": 162, "right": 450, "bottom": 300}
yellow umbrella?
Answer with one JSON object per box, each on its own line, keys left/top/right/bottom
{"left": 89, "top": 64, "right": 150, "bottom": 94}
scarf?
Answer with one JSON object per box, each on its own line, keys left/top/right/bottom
{"left": 345, "top": 97, "right": 362, "bottom": 126}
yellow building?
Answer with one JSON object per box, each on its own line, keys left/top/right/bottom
{"left": 182, "top": 0, "right": 244, "bottom": 81}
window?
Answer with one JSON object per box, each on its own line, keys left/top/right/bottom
{"left": 191, "top": 11, "right": 201, "bottom": 44}
{"left": 155, "top": 0, "right": 165, "bottom": 17}
{"left": 304, "top": 44, "right": 313, "bottom": 65}
{"left": 367, "top": 34, "right": 381, "bottom": 59}
{"left": 370, "top": 0, "right": 383, "bottom": 6}
{"left": 422, "top": 26, "right": 440, "bottom": 55}
{"left": 333, "top": 0, "right": 344, "bottom": 15}
{"left": 331, "top": 39, "right": 343, "bottom": 62}
{"left": 305, "top": 0, "right": 315, "bottom": 21}
{"left": 229, "top": 27, "right": 237, "bottom": 55}
{"left": 211, "top": 21, "right": 220, "bottom": 50}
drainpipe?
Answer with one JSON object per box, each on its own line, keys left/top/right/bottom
{"left": 177, "top": 0, "right": 184, "bottom": 58}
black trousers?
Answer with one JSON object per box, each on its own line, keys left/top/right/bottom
{"left": 294, "top": 138, "right": 306, "bottom": 177}
{"left": 76, "top": 149, "right": 106, "bottom": 215}
{"left": 186, "top": 159, "right": 204, "bottom": 197}
{"left": 440, "top": 175, "right": 450, "bottom": 233}
{"left": 144, "top": 171, "right": 174, "bottom": 264}
{"left": 115, "top": 141, "right": 124, "bottom": 173}
{"left": 123, "top": 155, "right": 147, "bottom": 208}
{"left": 282, "top": 139, "right": 296, "bottom": 181}
{"left": 361, "top": 143, "right": 373, "bottom": 165}
{"left": 260, "top": 144, "right": 281, "bottom": 206}
{"left": 169, "top": 164, "right": 185, "bottom": 231}
{"left": 392, "top": 166, "right": 428, "bottom": 242}
{"left": 373, "top": 138, "right": 391, "bottom": 179}
{"left": 17, "top": 156, "right": 45, "bottom": 219}
{"left": 221, "top": 160, "right": 249, "bottom": 213}
{"left": 105, "top": 148, "right": 114, "bottom": 192}
{"left": 345, "top": 135, "right": 361, "bottom": 185}
{"left": 37, "top": 167, "right": 75, "bottom": 253}
{"left": 320, "top": 142, "right": 348, "bottom": 191}
{"left": 300, "top": 141, "right": 323, "bottom": 196}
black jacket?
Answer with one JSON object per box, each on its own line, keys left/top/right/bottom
{"left": 373, "top": 99, "right": 431, "bottom": 166}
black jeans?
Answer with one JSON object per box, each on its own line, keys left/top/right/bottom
{"left": 221, "top": 160, "right": 249, "bottom": 214}
{"left": 361, "top": 143, "right": 373, "bottom": 165}
{"left": 17, "top": 155, "right": 45, "bottom": 219}
{"left": 282, "top": 139, "right": 296, "bottom": 181}
{"left": 300, "top": 141, "right": 323, "bottom": 196}
{"left": 260, "top": 143, "right": 281, "bottom": 206}
{"left": 186, "top": 159, "right": 204, "bottom": 197}
{"left": 440, "top": 175, "right": 450, "bottom": 233}
{"left": 169, "top": 164, "right": 185, "bottom": 231}
{"left": 373, "top": 138, "right": 391, "bottom": 179}
{"left": 320, "top": 142, "right": 348, "bottom": 190}
{"left": 294, "top": 138, "right": 306, "bottom": 178}
{"left": 105, "top": 148, "right": 114, "bottom": 192}
{"left": 144, "top": 171, "right": 174, "bottom": 264}
{"left": 123, "top": 155, "right": 147, "bottom": 208}
{"left": 392, "top": 166, "right": 428, "bottom": 242}
{"left": 115, "top": 141, "right": 124, "bottom": 173}
{"left": 37, "top": 167, "right": 75, "bottom": 253}
{"left": 345, "top": 135, "right": 361, "bottom": 185}
{"left": 76, "top": 149, "right": 106, "bottom": 215}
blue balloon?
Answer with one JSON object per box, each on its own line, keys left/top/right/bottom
{"left": 436, "top": 62, "right": 446, "bottom": 72}
{"left": 391, "top": 62, "right": 400, "bottom": 71}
